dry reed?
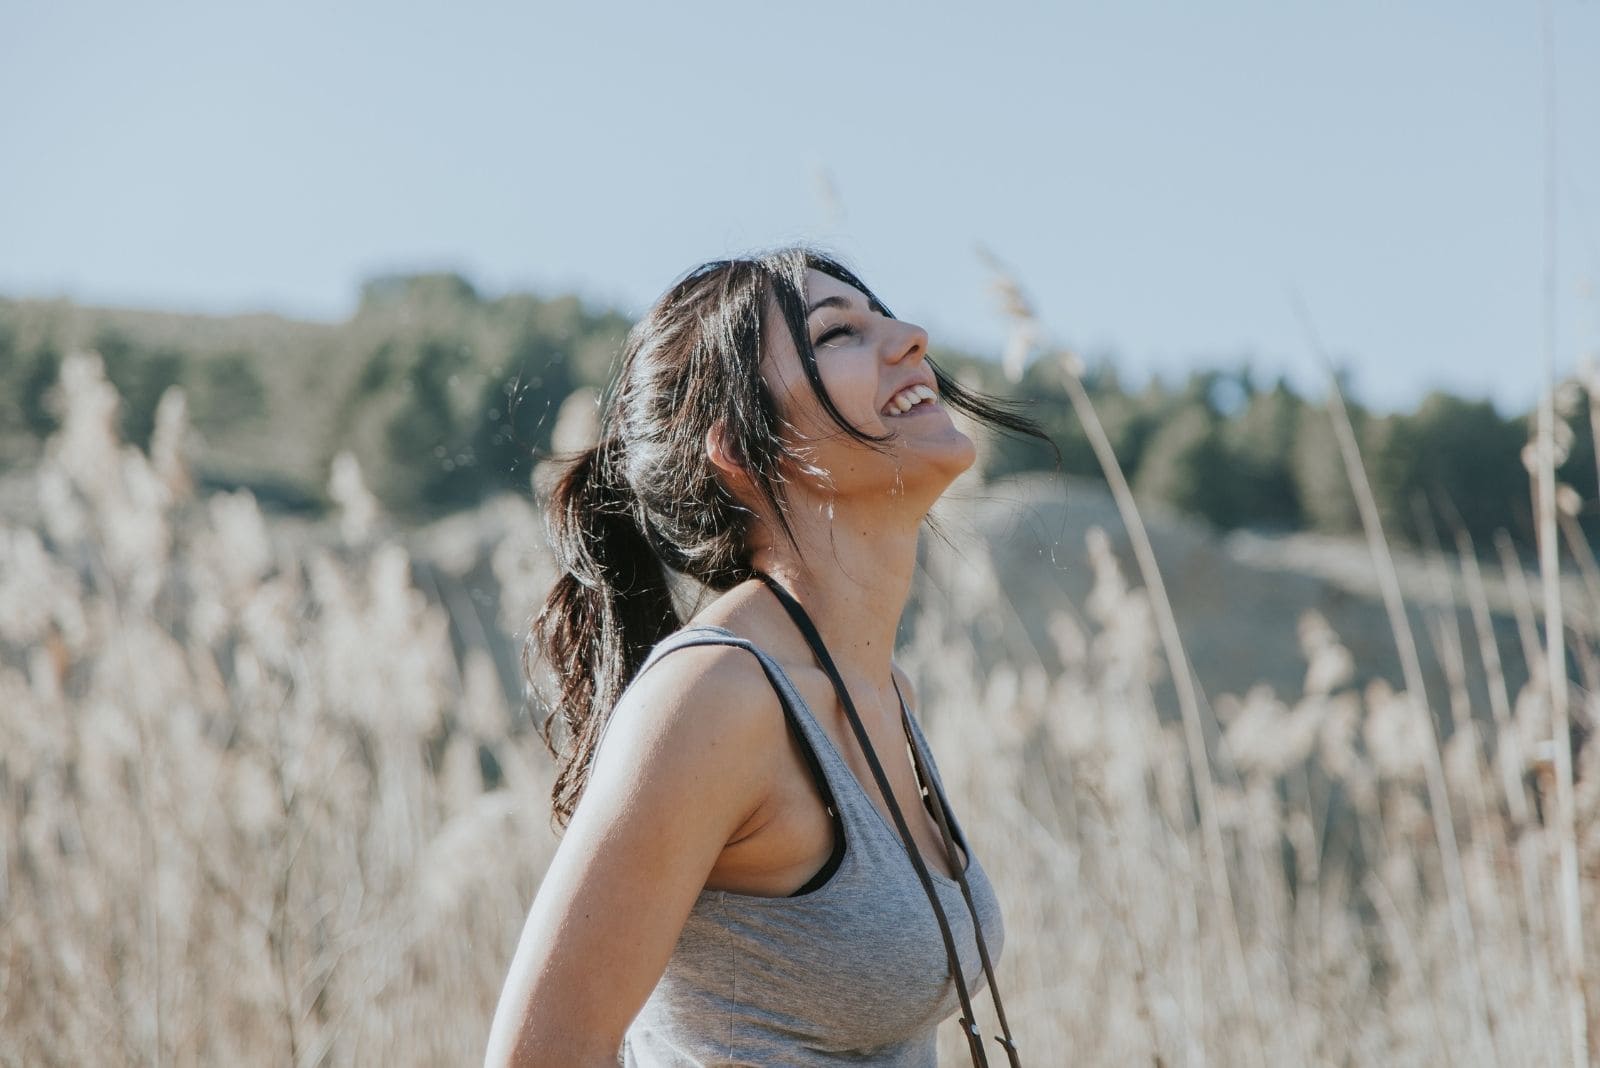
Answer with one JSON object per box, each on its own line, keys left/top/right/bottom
{"left": 0, "top": 349, "right": 1594, "bottom": 1066}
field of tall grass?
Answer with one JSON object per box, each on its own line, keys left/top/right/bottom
{"left": 1, "top": 350, "right": 1594, "bottom": 1065}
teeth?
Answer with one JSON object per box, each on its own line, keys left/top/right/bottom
{"left": 885, "top": 384, "right": 938, "bottom": 416}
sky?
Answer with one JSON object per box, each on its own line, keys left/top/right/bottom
{"left": 3, "top": 0, "right": 1598, "bottom": 414}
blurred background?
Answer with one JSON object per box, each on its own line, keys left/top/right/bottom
{"left": 2, "top": 2, "right": 1597, "bottom": 1064}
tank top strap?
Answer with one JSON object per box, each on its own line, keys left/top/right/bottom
{"left": 624, "top": 625, "right": 848, "bottom": 826}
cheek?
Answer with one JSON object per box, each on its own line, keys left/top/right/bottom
{"left": 770, "top": 367, "right": 880, "bottom": 439}
{"left": 815, "top": 360, "right": 881, "bottom": 421}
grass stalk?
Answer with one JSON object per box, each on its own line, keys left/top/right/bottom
{"left": 1537, "top": 347, "right": 1592, "bottom": 1068}
{"left": 1558, "top": 511, "right": 1600, "bottom": 627}
{"left": 1538, "top": 0, "right": 1591, "bottom": 1054}
{"left": 1498, "top": 530, "right": 1549, "bottom": 685}
{"left": 1290, "top": 294, "right": 1494, "bottom": 1062}
{"left": 1054, "top": 350, "right": 1264, "bottom": 1064}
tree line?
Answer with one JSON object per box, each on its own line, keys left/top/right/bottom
{"left": 0, "top": 274, "right": 1578, "bottom": 554}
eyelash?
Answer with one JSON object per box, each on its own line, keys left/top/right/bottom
{"left": 814, "top": 323, "right": 855, "bottom": 346}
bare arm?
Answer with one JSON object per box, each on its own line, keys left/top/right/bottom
{"left": 484, "top": 647, "right": 780, "bottom": 1067}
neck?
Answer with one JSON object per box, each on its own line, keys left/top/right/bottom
{"left": 750, "top": 492, "right": 922, "bottom": 694}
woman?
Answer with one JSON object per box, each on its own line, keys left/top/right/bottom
{"left": 486, "top": 248, "right": 1045, "bottom": 1066}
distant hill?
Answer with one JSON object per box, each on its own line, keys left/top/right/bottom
{"left": 0, "top": 276, "right": 635, "bottom": 518}
{"left": 286, "top": 470, "right": 1543, "bottom": 738}
{"left": 946, "top": 473, "right": 1545, "bottom": 714}
{"left": 0, "top": 275, "right": 1576, "bottom": 555}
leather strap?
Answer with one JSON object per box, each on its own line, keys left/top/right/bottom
{"left": 754, "top": 572, "right": 1020, "bottom": 1067}
{"left": 896, "top": 679, "right": 1021, "bottom": 1067}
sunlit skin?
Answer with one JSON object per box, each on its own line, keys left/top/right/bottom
{"left": 484, "top": 269, "right": 975, "bottom": 1067}
{"left": 750, "top": 267, "right": 978, "bottom": 507}
{"left": 695, "top": 265, "right": 976, "bottom": 870}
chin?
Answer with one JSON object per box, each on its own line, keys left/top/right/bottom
{"left": 931, "top": 427, "right": 978, "bottom": 477}
{"left": 950, "top": 431, "right": 979, "bottom": 472}
{"left": 903, "top": 431, "right": 978, "bottom": 496}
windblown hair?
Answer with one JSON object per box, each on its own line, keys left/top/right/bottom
{"left": 527, "top": 247, "right": 1050, "bottom": 827}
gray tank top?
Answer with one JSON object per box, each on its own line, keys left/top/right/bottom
{"left": 615, "top": 625, "right": 1006, "bottom": 1067}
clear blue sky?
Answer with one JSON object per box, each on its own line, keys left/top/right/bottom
{"left": 4, "top": 0, "right": 1597, "bottom": 413}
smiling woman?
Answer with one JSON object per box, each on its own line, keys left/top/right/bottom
{"left": 484, "top": 247, "right": 1051, "bottom": 1067}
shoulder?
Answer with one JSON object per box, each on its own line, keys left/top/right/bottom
{"left": 587, "top": 638, "right": 787, "bottom": 822}
{"left": 611, "top": 638, "right": 785, "bottom": 743}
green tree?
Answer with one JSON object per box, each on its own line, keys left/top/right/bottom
{"left": 94, "top": 327, "right": 185, "bottom": 451}
{"left": 1224, "top": 379, "right": 1304, "bottom": 529}
{"left": 471, "top": 327, "right": 577, "bottom": 497}
{"left": 358, "top": 271, "right": 481, "bottom": 315}
{"left": 192, "top": 352, "right": 268, "bottom": 433}
{"left": 0, "top": 327, "right": 64, "bottom": 444}
{"left": 1365, "top": 393, "right": 1529, "bottom": 546}
{"left": 383, "top": 337, "right": 480, "bottom": 513}
{"left": 1549, "top": 382, "right": 1598, "bottom": 548}
{"left": 1132, "top": 400, "right": 1233, "bottom": 525}
{"left": 21, "top": 344, "right": 63, "bottom": 439}
{"left": 1292, "top": 400, "right": 1364, "bottom": 535}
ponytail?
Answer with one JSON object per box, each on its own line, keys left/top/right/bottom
{"left": 530, "top": 437, "right": 679, "bottom": 827}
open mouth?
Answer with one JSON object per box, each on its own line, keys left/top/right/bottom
{"left": 882, "top": 384, "right": 939, "bottom": 417}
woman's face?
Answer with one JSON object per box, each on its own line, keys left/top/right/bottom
{"left": 758, "top": 269, "right": 976, "bottom": 501}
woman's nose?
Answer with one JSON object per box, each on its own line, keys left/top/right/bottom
{"left": 888, "top": 319, "right": 929, "bottom": 364}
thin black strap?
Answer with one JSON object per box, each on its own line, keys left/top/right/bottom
{"left": 754, "top": 573, "right": 1018, "bottom": 1067}
{"left": 896, "top": 681, "right": 1021, "bottom": 1066}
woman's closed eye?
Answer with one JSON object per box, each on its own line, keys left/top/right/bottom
{"left": 813, "top": 323, "right": 856, "bottom": 347}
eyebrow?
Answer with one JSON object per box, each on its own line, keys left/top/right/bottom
{"left": 806, "top": 294, "right": 857, "bottom": 317}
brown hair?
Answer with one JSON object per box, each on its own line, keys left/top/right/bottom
{"left": 527, "top": 246, "right": 1050, "bottom": 826}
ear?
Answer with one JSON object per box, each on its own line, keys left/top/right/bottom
{"left": 705, "top": 421, "right": 748, "bottom": 482}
